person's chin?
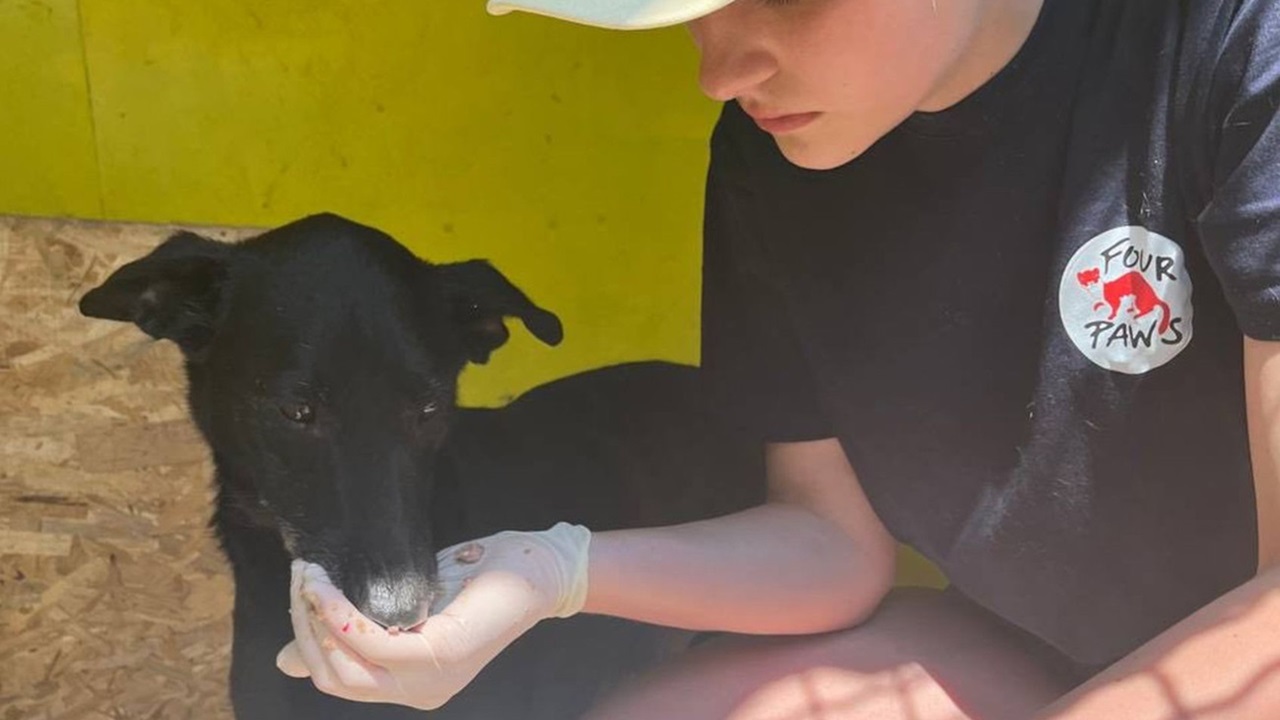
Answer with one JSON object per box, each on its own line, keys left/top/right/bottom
{"left": 774, "top": 135, "right": 865, "bottom": 171}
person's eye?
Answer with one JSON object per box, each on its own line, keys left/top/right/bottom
{"left": 280, "top": 402, "right": 315, "bottom": 425}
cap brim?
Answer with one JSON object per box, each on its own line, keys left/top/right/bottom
{"left": 486, "top": 0, "right": 737, "bottom": 30}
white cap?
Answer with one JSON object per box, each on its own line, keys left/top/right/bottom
{"left": 486, "top": 0, "right": 737, "bottom": 30}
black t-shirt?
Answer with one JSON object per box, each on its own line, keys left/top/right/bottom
{"left": 701, "top": 0, "right": 1280, "bottom": 667}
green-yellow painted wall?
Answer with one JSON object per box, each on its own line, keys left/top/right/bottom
{"left": 1, "top": 0, "right": 102, "bottom": 217}
{"left": 6, "top": 0, "right": 716, "bottom": 406}
{"left": 2, "top": 0, "right": 944, "bottom": 587}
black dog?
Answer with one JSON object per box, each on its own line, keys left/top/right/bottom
{"left": 79, "top": 214, "right": 762, "bottom": 719}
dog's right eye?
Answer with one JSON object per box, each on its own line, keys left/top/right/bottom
{"left": 280, "top": 402, "right": 315, "bottom": 425}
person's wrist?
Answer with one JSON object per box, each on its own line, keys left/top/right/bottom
{"left": 535, "top": 521, "right": 592, "bottom": 618}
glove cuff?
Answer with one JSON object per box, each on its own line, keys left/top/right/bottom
{"left": 539, "top": 522, "right": 592, "bottom": 618}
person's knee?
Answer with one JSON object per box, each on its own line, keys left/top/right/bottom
{"left": 585, "top": 648, "right": 961, "bottom": 720}
{"left": 585, "top": 589, "right": 1069, "bottom": 720}
{"left": 584, "top": 619, "right": 931, "bottom": 720}
{"left": 716, "top": 658, "right": 966, "bottom": 720}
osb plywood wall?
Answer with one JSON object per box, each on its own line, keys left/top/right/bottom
{"left": 0, "top": 216, "right": 259, "bottom": 720}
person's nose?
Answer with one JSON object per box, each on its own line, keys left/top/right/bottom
{"left": 688, "top": 8, "right": 779, "bottom": 102}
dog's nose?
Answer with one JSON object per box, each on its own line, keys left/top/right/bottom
{"left": 353, "top": 573, "right": 434, "bottom": 630}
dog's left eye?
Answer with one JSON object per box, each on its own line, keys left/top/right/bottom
{"left": 420, "top": 402, "right": 439, "bottom": 417}
{"left": 281, "top": 402, "right": 315, "bottom": 425}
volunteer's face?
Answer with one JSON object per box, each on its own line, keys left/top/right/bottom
{"left": 687, "top": 0, "right": 995, "bottom": 170}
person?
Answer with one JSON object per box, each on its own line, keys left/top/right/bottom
{"left": 275, "top": 0, "right": 1280, "bottom": 717}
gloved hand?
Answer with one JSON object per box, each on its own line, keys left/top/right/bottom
{"left": 275, "top": 522, "right": 591, "bottom": 710}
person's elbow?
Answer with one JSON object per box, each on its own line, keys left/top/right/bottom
{"left": 774, "top": 501, "right": 898, "bottom": 634}
{"left": 826, "top": 521, "right": 898, "bottom": 631}
{"left": 762, "top": 438, "right": 901, "bottom": 633}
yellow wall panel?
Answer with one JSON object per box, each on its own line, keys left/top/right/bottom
{"left": 77, "top": 0, "right": 717, "bottom": 404}
{"left": 0, "top": 0, "right": 101, "bottom": 217}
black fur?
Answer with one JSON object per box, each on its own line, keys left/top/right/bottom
{"left": 80, "top": 213, "right": 762, "bottom": 719}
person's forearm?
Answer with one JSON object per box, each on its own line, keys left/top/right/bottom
{"left": 581, "top": 502, "right": 895, "bottom": 635}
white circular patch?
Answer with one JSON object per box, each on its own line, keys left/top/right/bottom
{"left": 1058, "top": 226, "right": 1193, "bottom": 374}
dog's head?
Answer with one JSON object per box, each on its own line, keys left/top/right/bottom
{"left": 79, "top": 213, "right": 562, "bottom": 629}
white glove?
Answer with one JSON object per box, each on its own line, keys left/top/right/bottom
{"left": 276, "top": 522, "right": 591, "bottom": 710}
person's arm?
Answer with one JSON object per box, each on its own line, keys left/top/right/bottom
{"left": 1036, "top": 337, "right": 1280, "bottom": 720}
{"left": 584, "top": 437, "right": 899, "bottom": 634}
{"left": 276, "top": 436, "right": 898, "bottom": 709}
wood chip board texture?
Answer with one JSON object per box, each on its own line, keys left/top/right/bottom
{"left": 1, "top": 215, "right": 263, "bottom": 720}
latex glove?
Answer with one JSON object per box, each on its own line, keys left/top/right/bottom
{"left": 275, "top": 522, "right": 591, "bottom": 710}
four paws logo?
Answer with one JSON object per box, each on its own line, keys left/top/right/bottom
{"left": 1059, "top": 226, "right": 1192, "bottom": 374}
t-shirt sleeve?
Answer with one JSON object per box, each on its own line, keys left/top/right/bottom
{"left": 700, "top": 106, "right": 833, "bottom": 443}
{"left": 1194, "top": 0, "right": 1280, "bottom": 339}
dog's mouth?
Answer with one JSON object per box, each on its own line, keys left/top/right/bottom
{"left": 251, "top": 501, "right": 442, "bottom": 630}
{"left": 298, "top": 559, "right": 441, "bottom": 632}
{"left": 277, "top": 520, "right": 302, "bottom": 557}
{"left": 382, "top": 617, "right": 429, "bottom": 635}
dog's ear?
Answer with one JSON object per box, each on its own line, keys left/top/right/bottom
{"left": 435, "top": 260, "right": 563, "bottom": 364}
{"left": 79, "top": 231, "right": 232, "bottom": 354}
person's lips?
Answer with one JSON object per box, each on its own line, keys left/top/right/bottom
{"left": 748, "top": 111, "right": 821, "bottom": 134}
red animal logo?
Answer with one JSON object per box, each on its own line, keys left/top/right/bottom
{"left": 1077, "top": 268, "right": 1172, "bottom": 334}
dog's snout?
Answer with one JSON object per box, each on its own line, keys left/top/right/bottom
{"left": 352, "top": 573, "right": 435, "bottom": 630}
